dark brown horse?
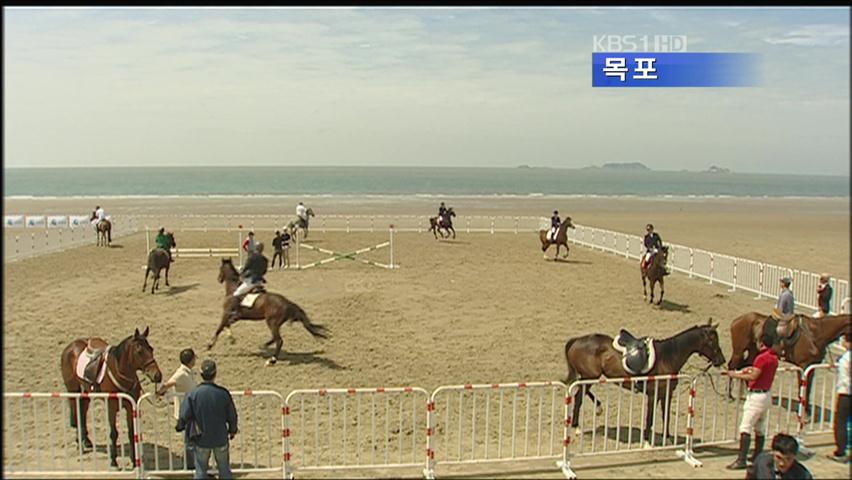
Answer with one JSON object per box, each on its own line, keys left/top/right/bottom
{"left": 539, "top": 217, "right": 575, "bottom": 260}
{"left": 641, "top": 246, "right": 669, "bottom": 304}
{"left": 143, "top": 232, "right": 175, "bottom": 294}
{"left": 564, "top": 320, "right": 725, "bottom": 444}
{"left": 96, "top": 220, "right": 112, "bottom": 247}
{"left": 60, "top": 327, "right": 162, "bottom": 469}
{"left": 728, "top": 312, "right": 850, "bottom": 413}
{"left": 429, "top": 207, "right": 456, "bottom": 239}
{"left": 208, "top": 258, "right": 329, "bottom": 365}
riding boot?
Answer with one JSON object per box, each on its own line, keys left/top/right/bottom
{"left": 726, "top": 433, "right": 750, "bottom": 470}
{"left": 749, "top": 435, "right": 765, "bottom": 463}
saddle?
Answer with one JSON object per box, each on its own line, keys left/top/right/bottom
{"left": 612, "top": 329, "right": 657, "bottom": 375}
{"left": 239, "top": 288, "right": 266, "bottom": 308}
{"left": 77, "top": 339, "right": 110, "bottom": 390}
{"left": 763, "top": 315, "right": 802, "bottom": 354}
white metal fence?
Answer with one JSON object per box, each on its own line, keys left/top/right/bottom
{"left": 4, "top": 217, "right": 141, "bottom": 263}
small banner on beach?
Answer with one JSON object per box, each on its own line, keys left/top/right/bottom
{"left": 68, "top": 215, "right": 91, "bottom": 228}
{"left": 47, "top": 216, "right": 68, "bottom": 228}
{"left": 4, "top": 215, "right": 24, "bottom": 228}
{"left": 25, "top": 216, "right": 46, "bottom": 228}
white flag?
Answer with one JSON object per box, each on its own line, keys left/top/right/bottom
{"left": 4, "top": 215, "right": 24, "bottom": 227}
{"left": 25, "top": 216, "right": 46, "bottom": 228}
{"left": 47, "top": 216, "right": 69, "bottom": 228}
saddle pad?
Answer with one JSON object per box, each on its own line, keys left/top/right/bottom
{"left": 75, "top": 349, "right": 108, "bottom": 384}
{"left": 241, "top": 293, "right": 261, "bottom": 308}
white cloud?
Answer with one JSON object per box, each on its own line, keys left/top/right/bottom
{"left": 764, "top": 24, "right": 849, "bottom": 47}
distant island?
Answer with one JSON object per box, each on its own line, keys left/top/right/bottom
{"left": 516, "top": 164, "right": 531, "bottom": 169}
{"left": 703, "top": 165, "right": 732, "bottom": 174}
{"left": 583, "top": 162, "right": 651, "bottom": 171}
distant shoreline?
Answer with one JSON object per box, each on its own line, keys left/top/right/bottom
{"left": 4, "top": 193, "right": 850, "bottom": 200}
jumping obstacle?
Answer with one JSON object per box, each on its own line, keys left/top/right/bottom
{"left": 144, "top": 226, "right": 244, "bottom": 267}
{"left": 295, "top": 227, "right": 396, "bottom": 270}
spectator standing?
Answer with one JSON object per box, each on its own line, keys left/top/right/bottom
{"left": 281, "top": 230, "right": 291, "bottom": 269}
{"left": 157, "top": 348, "right": 198, "bottom": 469}
{"left": 242, "top": 231, "right": 256, "bottom": 255}
{"left": 815, "top": 274, "right": 833, "bottom": 318}
{"left": 828, "top": 330, "right": 851, "bottom": 463}
{"left": 746, "top": 433, "right": 813, "bottom": 479}
{"left": 177, "top": 359, "right": 238, "bottom": 480}
{"left": 272, "top": 231, "right": 284, "bottom": 269}
{"left": 726, "top": 331, "right": 779, "bottom": 470}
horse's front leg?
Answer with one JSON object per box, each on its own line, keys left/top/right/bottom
{"left": 656, "top": 278, "right": 664, "bottom": 305}
{"left": 642, "top": 274, "right": 648, "bottom": 300}
{"left": 164, "top": 266, "right": 170, "bottom": 287}
{"left": 108, "top": 398, "right": 120, "bottom": 468}
{"left": 142, "top": 268, "right": 150, "bottom": 293}
{"left": 451, "top": 227, "right": 456, "bottom": 239}
{"left": 649, "top": 280, "right": 655, "bottom": 304}
{"left": 208, "top": 313, "right": 231, "bottom": 350}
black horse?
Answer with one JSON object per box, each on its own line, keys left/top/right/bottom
{"left": 429, "top": 207, "right": 456, "bottom": 239}
{"left": 143, "top": 232, "right": 175, "bottom": 294}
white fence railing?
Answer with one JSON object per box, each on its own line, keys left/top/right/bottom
{"left": 563, "top": 223, "right": 850, "bottom": 313}
{"left": 4, "top": 368, "right": 841, "bottom": 479}
{"left": 4, "top": 217, "right": 141, "bottom": 264}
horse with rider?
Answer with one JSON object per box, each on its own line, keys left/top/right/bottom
{"left": 90, "top": 205, "right": 112, "bottom": 246}
{"left": 429, "top": 202, "right": 456, "bottom": 239}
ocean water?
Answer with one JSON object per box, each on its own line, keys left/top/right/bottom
{"left": 3, "top": 167, "right": 849, "bottom": 198}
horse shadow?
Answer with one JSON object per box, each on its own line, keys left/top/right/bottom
{"left": 656, "top": 300, "right": 691, "bottom": 313}
{"left": 438, "top": 239, "right": 469, "bottom": 245}
{"left": 164, "top": 283, "right": 200, "bottom": 296}
{"left": 551, "top": 258, "right": 592, "bottom": 265}
{"left": 240, "top": 349, "right": 347, "bottom": 371}
{"left": 107, "top": 244, "right": 124, "bottom": 249}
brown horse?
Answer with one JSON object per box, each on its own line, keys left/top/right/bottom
{"left": 728, "top": 312, "right": 850, "bottom": 412}
{"left": 429, "top": 207, "right": 456, "bottom": 239}
{"left": 564, "top": 320, "right": 725, "bottom": 444}
{"left": 641, "top": 246, "right": 669, "bottom": 304}
{"left": 96, "top": 220, "right": 112, "bottom": 247}
{"left": 60, "top": 327, "right": 162, "bottom": 469}
{"left": 208, "top": 258, "right": 329, "bottom": 365}
{"left": 142, "top": 232, "right": 175, "bottom": 294}
{"left": 539, "top": 217, "right": 575, "bottom": 260}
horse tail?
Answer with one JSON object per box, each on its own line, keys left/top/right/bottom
{"left": 290, "top": 303, "right": 329, "bottom": 340}
{"left": 563, "top": 338, "right": 578, "bottom": 385}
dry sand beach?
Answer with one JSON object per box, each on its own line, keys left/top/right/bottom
{"left": 3, "top": 196, "right": 850, "bottom": 479}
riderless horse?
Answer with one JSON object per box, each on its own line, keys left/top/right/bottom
{"left": 209, "top": 258, "right": 329, "bottom": 365}
{"left": 564, "top": 320, "right": 725, "bottom": 446}
{"left": 143, "top": 232, "right": 175, "bottom": 294}
{"left": 429, "top": 207, "right": 456, "bottom": 239}
{"left": 728, "top": 312, "right": 850, "bottom": 416}
{"left": 641, "top": 246, "right": 669, "bottom": 304}
{"left": 60, "top": 328, "right": 162, "bottom": 469}
{"left": 539, "top": 217, "right": 575, "bottom": 260}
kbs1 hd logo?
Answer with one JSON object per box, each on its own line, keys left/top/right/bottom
{"left": 592, "top": 34, "right": 759, "bottom": 88}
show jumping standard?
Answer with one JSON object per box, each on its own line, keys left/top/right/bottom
{"left": 208, "top": 258, "right": 329, "bottom": 365}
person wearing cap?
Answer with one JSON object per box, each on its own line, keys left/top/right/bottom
{"left": 641, "top": 224, "right": 664, "bottom": 272}
{"left": 225, "top": 242, "right": 269, "bottom": 323}
{"left": 815, "top": 274, "right": 833, "bottom": 318}
{"left": 549, "top": 210, "right": 561, "bottom": 241}
{"left": 177, "top": 359, "right": 238, "bottom": 480}
{"left": 157, "top": 348, "right": 198, "bottom": 469}
{"left": 241, "top": 231, "right": 256, "bottom": 255}
{"left": 727, "top": 330, "right": 779, "bottom": 470}
{"left": 155, "top": 227, "right": 174, "bottom": 263}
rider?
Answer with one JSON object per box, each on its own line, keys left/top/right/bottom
{"left": 296, "top": 202, "right": 308, "bottom": 225}
{"left": 771, "top": 277, "right": 796, "bottom": 357}
{"left": 154, "top": 227, "right": 174, "bottom": 263}
{"left": 91, "top": 205, "right": 111, "bottom": 242}
{"left": 641, "top": 224, "right": 663, "bottom": 272}
{"left": 550, "top": 210, "right": 561, "bottom": 240}
{"left": 438, "top": 202, "right": 448, "bottom": 225}
{"left": 225, "top": 242, "right": 269, "bottom": 323}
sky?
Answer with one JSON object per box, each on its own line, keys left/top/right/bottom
{"left": 3, "top": 7, "right": 850, "bottom": 175}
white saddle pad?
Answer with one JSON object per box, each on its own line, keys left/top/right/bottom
{"left": 75, "top": 349, "right": 108, "bottom": 384}
{"left": 241, "top": 293, "right": 261, "bottom": 308}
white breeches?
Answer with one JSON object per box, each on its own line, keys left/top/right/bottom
{"left": 233, "top": 280, "right": 257, "bottom": 297}
{"left": 738, "top": 391, "right": 771, "bottom": 435}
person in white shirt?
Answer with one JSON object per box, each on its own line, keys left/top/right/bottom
{"left": 156, "top": 348, "right": 198, "bottom": 469}
{"left": 829, "top": 331, "right": 851, "bottom": 463}
{"left": 296, "top": 202, "right": 307, "bottom": 223}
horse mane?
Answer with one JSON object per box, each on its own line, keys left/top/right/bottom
{"left": 658, "top": 324, "right": 706, "bottom": 343}
{"left": 111, "top": 334, "right": 134, "bottom": 359}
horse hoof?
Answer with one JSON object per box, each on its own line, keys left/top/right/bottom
{"left": 265, "top": 358, "right": 277, "bottom": 366}
{"left": 207, "top": 343, "right": 213, "bottom": 350}
{"left": 228, "top": 337, "right": 236, "bottom": 345}
{"left": 642, "top": 440, "right": 653, "bottom": 450}
{"left": 573, "top": 428, "right": 583, "bottom": 437}
{"left": 595, "top": 405, "right": 603, "bottom": 416}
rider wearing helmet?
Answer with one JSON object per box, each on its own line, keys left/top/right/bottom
{"left": 550, "top": 210, "right": 561, "bottom": 240}
{"left": 641, "top": 224, "right": 663, "bottom": 272}
{"left": 155, "top": 227, "right": 174, "bottom": 263}
{"left": 225, "top": 242, "right": 269, "bottom": 322}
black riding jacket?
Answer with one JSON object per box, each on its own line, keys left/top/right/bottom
{"left": 551, "top": 215, "right": 561, "bottom": 229}
{"left": 644, "top": 232, "right": 663, "bottom": 251}
{"left": 241, "top": 254, "right": 268, "bottom": 283}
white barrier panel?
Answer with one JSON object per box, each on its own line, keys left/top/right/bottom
{"left": 295, "top": 229, "right": 395, "bottom": 270}
{"left": 47, "top": 216, "right": 69, "bottom": 228}
{"left": 799, "top": 364, "right": 838, "bottom": 437}
{"left": 563, "top": 374, "right": 696, "bottom": 475}
{"left": 5, "top": 215, "right": 24, "bottom": 227}
{"left": 283, "top": 387, "right": 429, "bottom": 478}
{"left": 424, "top": 382, "right": 570, "bottom": 479}
{"left": 25, "top": 216, "right": 46, "bottom": 228}
{"left": 137, "top": 390, "right": 284, "bottom": 478}
{"left": 3, "top": 392, "right": 140, "bottom": 478}
{"left": 688, "top": 366, "right": 803, "bottom": 456}
{"left": 69, "top": 215, "right": 92, "bottom": 228}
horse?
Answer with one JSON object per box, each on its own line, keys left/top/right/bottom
{"left": 429, "top": 207, "right": 456, "bottom": 239}
{"left": 60, "top": 327, "right": 162, "bottom": 469}
{"left": 538, "top": 217, "right": 575, "bottom": 260}
{"left": 96, "top": 219, "right": 112, "bottom": 247}
{"left": 641, "top": 246, "right": 669, "bottom": 304}
{"left": 288, "top": 207, "right": 315, "bottom": 239}
{"left": 564, "top": 320, "right": 725, "bottom": 445}
{"left": 143, "top": 232, "right": 175, "bottom": 294}
{"left": 728, "top": 312, "right": 850, "bottom": 415}
{"left": 209, "top": 258, "right": 330, "bottom": 365}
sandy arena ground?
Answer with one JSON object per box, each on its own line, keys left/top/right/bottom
{"left": 3, "top": 197, "right": 850, "bottom": 479}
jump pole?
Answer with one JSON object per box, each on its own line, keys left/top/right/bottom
{"left": 389, "top": 225, "right": 395, "bottom": 269}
